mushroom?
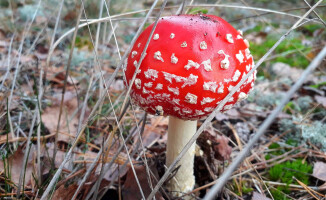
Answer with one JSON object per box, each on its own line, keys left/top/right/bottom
{"left": 124, "top": 14, "right": 255, "bottom": 197}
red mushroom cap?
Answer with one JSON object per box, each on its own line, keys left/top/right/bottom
{"left": 125, "top": 14, "right": 256, "bottom": 120}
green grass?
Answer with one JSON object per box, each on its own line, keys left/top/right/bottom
{"left": 250, "top": 36, "right": 310, "bottom": 68}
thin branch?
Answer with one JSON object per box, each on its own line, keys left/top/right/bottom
{"left": 303, "top": 0, "right": 326, "bottom": 27}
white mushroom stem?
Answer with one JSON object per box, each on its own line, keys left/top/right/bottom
{"left": 166, "top": 116, "right": 197, "bottom": 196}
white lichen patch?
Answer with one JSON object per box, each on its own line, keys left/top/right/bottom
{"left": 228, "top": 85, "right": 234, "bottom": 92}
{"left": 238, "top": 92, "right": 247, "bottom": 101}
{"left": 244, "top": 39, "right": 250, "bottom": 48}
{"left": 170, "top": 33, "right": 175, "bottom": 39}
{"left": 201, "top": 59, "right": 212, "bottom": 71}
{"left": 144, "top": 69, "right": 158, "bottom": 80}
{"left": 195, "top": 110, "right": 205, "bottom": 115}
{"left": 185, "top": 93, "right": 198, "bottom": 104}
{"left": 182, "top": 74, "right": 198, "bottom": 88}
{"left": 203, "top": 81, "right": 218, "bottom": 93}
{"left": 131, "top": 51, "right": 137, "bottom": 58}
{"left": 136, "top": 69, "right": 141, "bottom": 74}
{"left": 154, "top": 51, "right": 164, "bottom": 62}
{"left": 204, "top": 107, "right": 214, "bottom": 112}
{"left": 200, "top": 41, "right": 207, "bottom": 50}
{"left": 237, "top": 35, "right": 243, "bottom": 39}
{"left": 184, "top": 60, "right": 200, "bottom": 70}
{"left": 144, "top": 82, "right": 153, "bottom": 88}
{"left": 135, "top": 78, "right": 141, "bottom": 89}
{"left": 137, "top": 43, "right": 141, "bottom": 48}
{"left": 201, "top": 97, "right": 215, "bottom": 105}
{"left": 133, "top": 60, "right": 138, "bottom": 67}
{"left": 232, "top": 70, "right": 241, "bottom": 82}
{"left": 218, "top": 50, "right": 230, "bottom": 69}
{"left": 171, "top": 53, "right": 178, "bottom": 64}
{"left": 168, "top": 86, "right": 180, "bottom": 95}
{"left": 173, "top": 106, "right": 180, "bottom": 111}
{"left": 181, "top": 41, "right": 187, "bottom": 47}
{"left": 155, "top": 83, "right": 163, "bottom": 90}
{"left": 153, "top": 34, "right": 159, "bottom": 40}
{"left": 246, "top": 64, "right": 251, "bottom": 72}
{"left": 236, "top": 50, "right": 244, "bottom": 64}
{"left": 173, "top": 98, "right": 180, "bottom": 105}
{"left": 226, "top": 34, "right": 234, "bottom": 43}
{"left": 218, "top": 84, "right": 224, "bottom": 94}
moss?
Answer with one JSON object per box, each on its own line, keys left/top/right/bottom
{"left": 187, "top": 7, "right": 208, "bottom": 14}
{"left": 299, "top": 24, "right": 324, "bottom": 35}
{"left": 250, "top": 34, "right": 311, "bottom": 69}
{"left": 270, "top": 187, "right": 291, "bottom": 200}
{"left": 268, "top": 159, "right": 312, "bottom": 199}
{"left": 309, "top": 81, "right": 326, "bottom": 89}
{"left": 232, "top": 181, "right": 254, "bottom": 196}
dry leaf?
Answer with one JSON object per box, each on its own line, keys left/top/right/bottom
{"left": 42, "top": 91, "right": 82, "bottom": 142}
{"left": 122, "top": 164, "right": 163, "bottom": 200}
{"left": 110, "top": 79, "right": 125, "bottom": 92}
{"left": 141, "top": 116, "right": 168, "bottom": 147}
{"left": 315, "top": 95, "right": 326, "bottom": 108}
{"left": 52, "top": 183, "right": 78, "bottom": 200}
{"left": 313, "top": 162, "right": 326, "bottom": 181}
{"left": 0, "top": 40, "right": 8, "bottom": 47}
{"left": 214, "top": 135, "right": 232, "bottom": 161}
{"left": 0, "top": 146, "right": 34, "bottom": 186}
{"left": 252, "top": 192, "right": 271, "bottom": 200}
{"left": 319, "top": 182, "right": 326, "bottom": 191}
{"left": 197, "top": 131, "right": 232, "bottom": 162}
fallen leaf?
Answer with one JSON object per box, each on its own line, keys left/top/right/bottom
{"left": 101, "top": 163, "right": 129, "bottom": 182}
{"left": 52, "top": 183, "right": 78, "bottom": 200}
{"left": 214, "top": 135, "right": 232, "bottom": 161}
{"left": 122, "top": 164, "right": 163, "bottom": 200}
{"left": 313, "top": 162, "right": 326, "bottom": 181}
{"left": 110, "top": 79, "right": 125, "bottom": 92}
{"left": 42, "top": 91, "right": 86, "bottom": 142}
{"left": 319, "top": 182, "right": 326, "bottom": 191}
{"left": 252, "top": 192, "right": 271, "bottom": 200}
{"left": 315, "top": 95, "right": 326, "bottom": 108}
{"left": 141, "top": 116, "right": 168, "bottom": 147}
{"left": 197, "top": 131, "right": 232, "bottom": 162}
{"left": 0, "top": 40, "right": 8, "bottom": 47}
{"left": 0, "top": 146, "right": 34, "bottom": 186}
{"left": 42, "top": 143, "right": 71, "bottom": 172}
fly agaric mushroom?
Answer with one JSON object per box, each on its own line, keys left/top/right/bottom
{"left": 124, "top": 14, "right": 255, "bottom": 196}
